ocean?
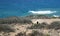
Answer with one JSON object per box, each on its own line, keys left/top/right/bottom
{"left": 0, "top": 0, "right": 60, "bottom": 18}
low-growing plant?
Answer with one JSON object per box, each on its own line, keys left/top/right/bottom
{"left": 28, "top": 22, "right": 48, "bottom": 29}
{"left": 27, "top": 31, "right": 50, "bottom": 36}
{"left": 0, "top": 17, "right": 32, "bottom": 24}
{"left": 48, "top": 21, "right": 60, "bottom": 30}
{"left": 15, "top": 32, "right": 26, "bottom": 36}
{"left": 15, "top": 31, "right": 50, "bottom": 36}
{"left": 0, "top": 24, "right": 15, "bottom": 32}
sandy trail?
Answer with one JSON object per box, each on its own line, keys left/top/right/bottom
{"left": 31, "top": 19, "right": 60, "bottom": 24}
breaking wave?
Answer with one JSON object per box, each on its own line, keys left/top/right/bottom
{"left": 28, "top": 10, "right": 56, "bottom": 14}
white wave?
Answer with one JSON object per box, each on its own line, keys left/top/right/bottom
{"left": 53, "top": 15, "right": 59, "bottom": 17}
{"left": 29, "top": 10, "right": 56, "bottom": 14}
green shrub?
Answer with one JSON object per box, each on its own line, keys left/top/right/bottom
{"left": 28, "top": 31, "right": 50, "bottom": 36}
{"left": 28, "top": 22, "right": 48, "bottom": 29}
{"left": 15, "top": 32, "right": 26, "bottom": 36}
{"left": 31, "top": 31, "right": 43, "bottom": 36}
{"left": 15, "top": 31, "right": 50, "bottom": 36}
{"left": 0, "top": 24, "right": 15, "bottom": 32}
{"left": 0, "top": 17, "right": 32, "bottom": 24}
{"left": 19, "top": 19, "right": 32, "bottom": 24}
{"left": 48, "top": 21, "right": 60, "bottom": 30}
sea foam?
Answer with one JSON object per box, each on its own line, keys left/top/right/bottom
{"left": 29, "top": 10, "right": 56, "bottom": 14}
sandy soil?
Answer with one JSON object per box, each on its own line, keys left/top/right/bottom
{"left": 31, "top": 19, "right": 60, "bottom": 24}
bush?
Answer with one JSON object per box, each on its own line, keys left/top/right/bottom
{"left": 41, "top": 22, "right": 48, "bottom": 26}
{"left": 15, "top": 31, "right": 50, "bottom": 36}
{"left": 0, "top": 19, "right": 17, "bottom": 24}
{"left": 48, "top": 21, "right": 60, "bottom": 30}
{"left": 28, "top": 22, "right": 48, "bottom": 29}
{"left": 19, "top": 18, "right": 32, "bottom": 24}
{"left": 0, "top": 24, "right": 15, "bottom": 32}
{"left": 0, "top": 17, "right": 32, "bottom": 24}
{"left": 15, "top": 32, "right": 26, "bottom": 36}
{"left": 30, "top": 31, "right": 44, "bottom": 36}
{"left": 27, "top": 24, "right": 43, "bottom": 29}
{"left": 27, "top": 31, "right": 50, "bottom": 36}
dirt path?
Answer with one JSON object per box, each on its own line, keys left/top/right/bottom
{"left": 31, "top": 19, "right": 60, "bottom": 24}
